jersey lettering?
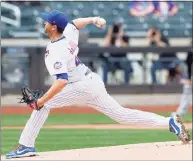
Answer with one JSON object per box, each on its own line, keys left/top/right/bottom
{"left": 68, "top": 41, "right": 77, "bottom": 55}
{"left": 45, "top": 50, "right": 49, "bottom": 58}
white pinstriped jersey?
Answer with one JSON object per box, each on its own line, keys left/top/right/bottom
{"left": 44, "top": 23, "right": 88, "bottom": 82}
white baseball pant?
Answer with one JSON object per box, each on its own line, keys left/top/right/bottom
{"left": 19, "top": 72, "right": 170, "bottom": 147}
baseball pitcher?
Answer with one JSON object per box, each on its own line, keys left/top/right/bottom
{"left": 6, "top": 10, "right": 190, "bottom": 159}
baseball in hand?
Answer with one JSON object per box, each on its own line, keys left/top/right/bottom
{"left": 96, "top": 17, "right": 106, "bottom": 28}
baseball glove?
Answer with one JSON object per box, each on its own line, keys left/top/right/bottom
{"left": 19, "top": 87, "right": 44, "bottom": 110}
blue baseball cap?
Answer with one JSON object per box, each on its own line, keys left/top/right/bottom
{"left": 40, "top": 10, "right": 68, "bottom": 30}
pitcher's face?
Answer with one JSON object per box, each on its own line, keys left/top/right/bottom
{"left": 44, "top": 21, "right": 53, "bottom": 34}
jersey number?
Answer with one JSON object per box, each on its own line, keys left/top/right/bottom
{"left": 68, "top": 41, "right": 77, "bottom": 55}
{"left": 75, "top": 56, "right": 81, "bottom": 67}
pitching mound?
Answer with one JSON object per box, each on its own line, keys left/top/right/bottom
{"left": 1, "top": 141, "right": 192, "bottom": 160}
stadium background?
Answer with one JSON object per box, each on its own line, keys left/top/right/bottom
{"left": 1, "top": 0, "right": 192, "bottom": 158}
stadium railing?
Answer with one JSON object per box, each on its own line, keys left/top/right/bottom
{"left": 1, "top": 45, "right": 191, "bottom": 95}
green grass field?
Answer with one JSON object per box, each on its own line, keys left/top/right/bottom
{"left": 2, "top": 112, "right": 192, "bottom": 126}
{"left": 1, "top": 113, "right": 192, "bottom": 155}
{"left": 3, "top": 129, "right": 192, "bottom": 155}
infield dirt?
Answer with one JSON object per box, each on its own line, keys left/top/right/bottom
{"left": 1, "top": 141, "right": 192, "bottom": 160}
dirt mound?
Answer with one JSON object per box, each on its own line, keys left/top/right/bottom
{"left": 1, "top": 141, "right": 192, "bottom": 160}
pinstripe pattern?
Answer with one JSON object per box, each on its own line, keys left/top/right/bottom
{"left": 19, "top": 72, "right": 170, "bottom": 147}
{"left": 87, "top": 95, "right": 169, "bottom": 126}
{"left": 19, "top": 77, "right": 90, "bottom": 147}
{"left": 19, "top": 107, "right": 50, "bottom": 147}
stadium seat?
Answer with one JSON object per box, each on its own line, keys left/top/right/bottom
{"left": 1, "top": 1, "right": 192, "bottom": 38}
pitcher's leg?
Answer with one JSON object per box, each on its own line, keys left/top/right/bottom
{"left": 86, "top": 73, "right": 190, "bottom": 143}
{"left": 19, "top": 107, "right": 50, "bottom": 147}
{"left": 176, "top": 85, "right": 192, "bottom": 116}
{"left": 88, "top": 94, "right": 169, "bottom": 127}
{"left": 18, "top": 83, "right": 85, "bottom": 148}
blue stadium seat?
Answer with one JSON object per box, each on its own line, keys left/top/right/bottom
{"left": 1, "top": 1, "right": 192, "bottom": 38}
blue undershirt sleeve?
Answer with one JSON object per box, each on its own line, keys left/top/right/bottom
{"left": 56, "top": 73, "right": 68, "bottom": 80}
